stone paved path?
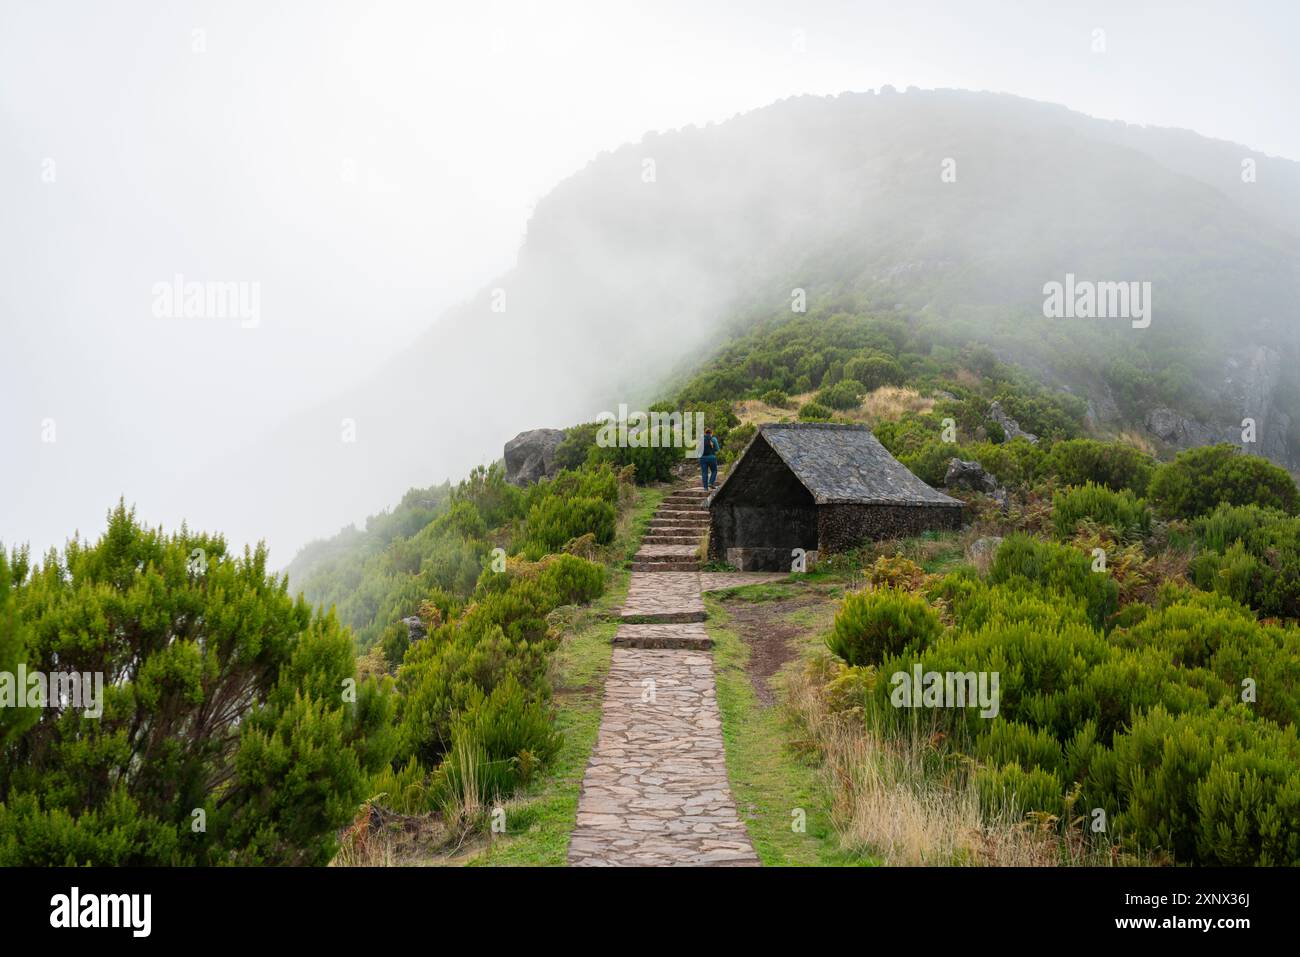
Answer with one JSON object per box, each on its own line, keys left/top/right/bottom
{"left": 620, "top": 571, "right": 705, "bottom": 622}
{"left": 568, "top": 483, "right": 759, "bottom": 867}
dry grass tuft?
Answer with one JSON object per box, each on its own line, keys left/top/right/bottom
{"left": 786, "top": 657, "right": 1112, "bottom": 867}
{"left": 859, "top": 386, "right": 934, "bottom": 424}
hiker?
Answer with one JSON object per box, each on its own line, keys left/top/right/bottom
{"left": 700, "top": 428, "right": 719, "bottom": 490}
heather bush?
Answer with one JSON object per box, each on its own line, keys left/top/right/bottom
{"left": 815, "top": 378, "right": 866, "bottom": 410}
{"left": 521, "top": 496, "right": 616, "bottom": 558}
{"left": 1051, "top": 482, "right": 1151, "bottom": 541}
{"left": 827, "top": 586, "right": 943, "bottom": 666}
{"left": 1188, "top": 504, "right": 1300, "bottom": 618}
{"left": 990, "top": 534, "right": 1119, "bottom": 629}
{"left": 1044, "top": 438, "right": 1156, "bottom": 495}
{"left": 1148, "top": 444, "right": 1300, "bottom": 519}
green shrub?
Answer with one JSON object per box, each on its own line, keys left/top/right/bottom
{"left": 1108, "top": 706, "right": 1300, "bottom": 865}
{"left": 536, "top": 554, "right": 605, "bottom": 606}
{"left": 437, "top": 675, "right": 561, "bottom": 802}
{"left": 960, "top": 439, "right": 1046, "bottom": 488}
{"left": 0, "top": 506, "right": 395, "bottom": 866}
{"left": 827, "top": 587, "right": 943, "bottom": 666}
{"left": 990, "top": 534, "right": 1119, "bottom": 630}
{"left": 723, "top": 423, "right": 757, "bottom": 462}
{"left": 1148, "top": 444, "right": 1300, "bottom": 519}
{"left": 976, "top": 763, "right": 1065, "bottom": 818}
{"left": 396, "top": 621, "right": 550, "bottom": 768}
{"left": 1052, "top": 482, "right": 1151, "bottom": 540}
{"left": 844, "top": 354, "right": 905, "bottom": 391}
{"left": 761, "top": 389, "right": 790, "bottom": 408}
{"left": 975, "top": 722, "right": 1066, "bottom": 777}
{"left": 1045, "top": 439, "right": 1156, "bottom": 495}
{"left": 1192, "top": 502, "right": 1278, "bottom": 553}
{"left": 432, "top": 499, "right": 487, "bottom": 540}
{"left": 553, "top": 422, "right": 602, "bottom": 472}
{"left": 815, "top": 379, "right": 866, "bottom": 410}
{"left": 521, "top": 495, "right": 616, "bottom": 558}
{"left": 898, "top": 439, "right": 958, "bottom": 486}
{"left": 798, "top": 401, "right": 833, "bottom": 422}
{"left": 1187, "top": 504, "right": 1300, "bottom": 618}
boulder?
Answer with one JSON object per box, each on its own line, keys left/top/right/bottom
{"left": 965, "top": 536, "right": 1004, "bottom": 570}
{"left": 988, "top": 400, "right": 1038, "bottom": 444}
{"left": 401, "top": 616, "right": 427, "bottom": 642}
{"left": 944, "top": 458, "right": 998, "bottom": 494}
{"left": 504, "top": 428, "right": 565, "bottom": 486}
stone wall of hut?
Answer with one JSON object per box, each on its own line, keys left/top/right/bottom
{"left": 816, "top": 503, "right": 964, "bottom": 553}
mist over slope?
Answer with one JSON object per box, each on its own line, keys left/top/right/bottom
{"left": 270, "top": 87, "right": 1299, "bottom": 571}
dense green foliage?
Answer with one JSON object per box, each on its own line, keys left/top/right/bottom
{"left": 1, "top": 437, "right": 631, "bottom": 861}
{"left": 1051, "top": 483, "right": 1151, "bottom": 541}
{"left": 989, "top": 534, "right": 1119, "bottom": 630}
{"left": 1188, "top": 504, "right": 1300, "bottom": 619}
{"left": 1044, "top": 439, "right": 1156, "bottom": 495}
{"left": 0, "top": 506, "right": 394, "bottom": 865}
{"left": 554, "top": 401, "right": 742, "bottom": 481}
{"left": 1149, "top": 444, "right": 1300, "bottom": 519}
{"left": 852, "top": 555, "right": 1300, "bottom": 865}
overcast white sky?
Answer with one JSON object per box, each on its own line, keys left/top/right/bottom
{"left": 3, "top": 0, "right": 1298, "bottom": 562}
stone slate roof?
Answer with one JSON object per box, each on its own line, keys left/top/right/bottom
{"left": 727, "top": 423, "right": 963, "bottom": 507}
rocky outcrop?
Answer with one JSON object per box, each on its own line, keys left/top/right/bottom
{"left": 401, "top": 615, "right": 427, "bottom": 642}
{"left": 944, "top": 458, "right": 998, "bottom": 493}
{"left": 504, "top": 428, "right": 565, "bottom": 486}
{"left": 1144, "top": 407, "right": 1222, "bottom": 448}
{"left": 988, "top": 401, "right": 1038, "bottom": 444}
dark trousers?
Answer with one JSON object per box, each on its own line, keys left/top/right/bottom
{"left": 700, "top": 455, "right": 718, "bottom": 489}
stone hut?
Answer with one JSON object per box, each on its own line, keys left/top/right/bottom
{"left": 707, "top": 423, "right": 964, "bottom": 571}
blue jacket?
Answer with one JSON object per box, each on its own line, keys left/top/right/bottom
{"left": 701, "top": 434, "right": 719, "bottom": 459}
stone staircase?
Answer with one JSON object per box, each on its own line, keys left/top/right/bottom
{"left": 631, "top": 486, "right": 710, "bottom": 572}
{"left": 568, "top": 478, "right": 760, "bottom": 867}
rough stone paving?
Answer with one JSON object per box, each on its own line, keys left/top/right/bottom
{"left": 619, "top": 571, "right": 705, "bottom": 623}
{"left": 569, "top": 484, "right": 760, "bottom": 866}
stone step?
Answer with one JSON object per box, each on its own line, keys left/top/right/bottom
{"left": 651, "top": 515, "right": 709, "bottom": 525}
{"left": 647, "top": 528, "right": 708, "bottom": 539}
{"left": 615, "top": 609, "right": 706, "bottom": 623}
{"left": 641, "top": 535, "right": 701, "bottom": 545}
{"left": 617, "top": 571, "right": 706, "bottom": 623}
{"left": 637, "top": 543, "right": 699, "bottom": 557}
{"left": 632, "top": 555, "right": 700, "bottom": 567}
{"left": 612, "top": 622, "right": 712, "bottom": 650}
{"left": 632, "top": 561, "right": 702, "bottom": 573}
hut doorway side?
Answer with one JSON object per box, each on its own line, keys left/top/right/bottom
{"left": 707, "top": 435, "right": 817, "bottom": 571}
